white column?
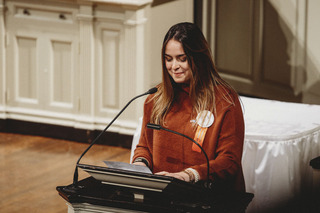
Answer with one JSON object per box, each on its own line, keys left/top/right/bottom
{"left": 120, "top": 7, "right": 149, "bottom": 126}
{"left": 76, "top": 3, "right": 95, "bottom": 129}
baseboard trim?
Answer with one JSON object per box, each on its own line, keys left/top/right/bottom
{"left": 0, "top": 119, "right": 133, "bottom": 149}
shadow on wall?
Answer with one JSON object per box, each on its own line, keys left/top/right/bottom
{"left": 214, "top": 0, "right": 320, "bottom": 104}
{"left": 263, "top": 0, "right": 320, "bottom": 104}
{"left": 262, "top": 0, "right": 294, "bottom": 89}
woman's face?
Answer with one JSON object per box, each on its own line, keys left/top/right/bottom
{"left": 165, "top": 39, "right": 192, "bottom": 84}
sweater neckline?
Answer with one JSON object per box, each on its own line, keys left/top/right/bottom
{"left": 179, "top": 84, "right": 190, "bottom": 94}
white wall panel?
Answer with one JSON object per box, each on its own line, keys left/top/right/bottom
{"left": 215, "top": 0, "right": 253, "bottom": 78}
{"left": 101, "top": 29, "right": 120, "bottom": 109}
{"left": 2, "top": 0, "right": 156, "bottom": 135}
{"left": 94, "top": 20, "right": 123, "bottom": 121}
{"left": 51, "top": 40, "right": 73, "bottom": 106}
{"left": 5, "top": 0, "right": 79, "bottom": 123}
{"left": 16, "top": 36, "right": 38, "bottom": 101}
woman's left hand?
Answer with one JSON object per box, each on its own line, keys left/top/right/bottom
{"left": 155, "top": 171, "right": 190, "bottom": 182}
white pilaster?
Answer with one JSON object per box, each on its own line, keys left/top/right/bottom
{"left": 0, "top": 0, "right": 5, "bottom": 119}
{"left": 121, "top": 7, "right": 149, "bottom": 123}
{"left": 76, "top": 3, "right": 95, "bottom": 129}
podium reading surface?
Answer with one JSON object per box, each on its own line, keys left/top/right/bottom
{"left": 57, "top": 164, "right": 253, "bottom": 212}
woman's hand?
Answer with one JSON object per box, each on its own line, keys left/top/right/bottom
{"left": 155, "top": 171, "right": 191, "bottom": 182}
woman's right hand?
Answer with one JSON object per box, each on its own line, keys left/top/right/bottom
{"left": 155, "top": 171, "right": 191, "bottom": 182}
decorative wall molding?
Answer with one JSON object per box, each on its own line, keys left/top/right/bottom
{"left": 0, "top": 0, "right": 196, "bottom": 139}
{"left": 1, "top": 0, "right": 153, "bottom": 137}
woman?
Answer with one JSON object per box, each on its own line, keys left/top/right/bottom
{"left": 132, "top": 22, "right": 245, "bottom": 192}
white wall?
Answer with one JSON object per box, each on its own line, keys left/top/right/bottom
{"left": 146, "top": 0, "right": 194, "bottom": 89}
{"left": 0, "top": 0, "right": 194, "bottom": 136}
{"left": 259, "top": 0, "right": 320, "bottom": 104}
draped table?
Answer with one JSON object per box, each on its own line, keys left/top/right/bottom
{"left": 130, "top": 96, "right": 320, "bottom": 212}
{"left": 241, "top": 97, "right": 320, "bottom": 212}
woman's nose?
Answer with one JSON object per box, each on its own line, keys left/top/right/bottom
{"left": 172, "top": 60, "right": 180, "bottom": 70}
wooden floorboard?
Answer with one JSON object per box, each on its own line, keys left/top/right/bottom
{"left": 0, "top": 132, "right": 131, "bottom": 213}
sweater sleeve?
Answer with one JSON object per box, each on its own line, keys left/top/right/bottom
{"left": 191, "top": 96, "right": 245, "bottom": 182}
{"left": 132, "top": 96, "right": 154, "bottom": 170}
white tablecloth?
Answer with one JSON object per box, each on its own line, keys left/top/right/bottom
{"left": 241, "top": 97, "right": 320, "bottom": 212}
{"left": 130, "top": 96, "right": 320, "bottom": 212}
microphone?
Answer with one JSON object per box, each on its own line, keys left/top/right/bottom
{"left": 72, "top": 87, "right": 158, "bottom": 186}
{"left": 146, "top": 123, "right": 212, "bottom": 188}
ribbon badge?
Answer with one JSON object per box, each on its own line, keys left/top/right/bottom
{"left": 192, "top": 110, "right": 214, "bottom": 153}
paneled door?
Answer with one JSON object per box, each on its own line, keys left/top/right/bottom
{"left": 201, "top": 0, "right": 306, "bottom": 102}
{"left": 5, "top": 1, "right": 79, "bottom": 117}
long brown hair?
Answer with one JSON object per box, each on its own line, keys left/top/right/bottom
{"left": 151, "top": 22, "right": 235, "bottom": 125}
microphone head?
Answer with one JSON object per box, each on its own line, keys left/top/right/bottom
{"left": 147, "top": 123, "right": 162, "bottom": 130}
{"left": 147, "top": 87, "right": 158, "bottom": 94}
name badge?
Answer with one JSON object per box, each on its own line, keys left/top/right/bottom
{"left": 196, "top": 110, "right": 214, "bottom": 127}
{"left": 192, "top": 111, "right": 214, "bottom": 153}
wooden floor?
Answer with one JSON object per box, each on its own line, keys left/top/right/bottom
{"left": 0, "top": 132, "right": 131, "bottom": 213}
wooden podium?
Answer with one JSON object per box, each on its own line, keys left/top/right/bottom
{"left": 57, "top": 164, "right": 253, "bottom": 213}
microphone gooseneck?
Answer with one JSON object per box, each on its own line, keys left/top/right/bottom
{"left": 72, "top": 87, "right": 158, "bottom": 186}
{"left": 147, "top": 123, "right": 210, "bottom": 186}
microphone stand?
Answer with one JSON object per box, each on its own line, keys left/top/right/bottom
{"left": 146, "top": 123, "right": 212, "bottom": 188}
{"left": 68, "top": 87, "right": 157, "bottom": 190}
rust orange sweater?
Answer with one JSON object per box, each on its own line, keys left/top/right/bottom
{"left": 133, "top": 86, "right": 245, "bottom": 192}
